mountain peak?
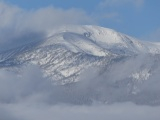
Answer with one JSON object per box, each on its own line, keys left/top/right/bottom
{"left": 0, "top": 25, "right": 160, "bottom": 84}
{"left": 41, "top": 25, "right": 160, "bottom": 56}
{"left": 1, "top": 25, "right": 160, "bottom": 106}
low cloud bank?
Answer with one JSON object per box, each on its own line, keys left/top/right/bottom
{"left": 0, "top": 55, "right": 160, "bottom": 119}
{"left": 1, "top": 101, "right": 160, "bottom": 120}
{"left": 0, "top": 2, "right": 92, "bottom": 51}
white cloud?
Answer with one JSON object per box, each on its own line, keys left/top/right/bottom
{"left": 0, "top": 55, "right": 160, "bottom": 119}
{"left": 0, "top": 2, "right": 93, "bottom": 51}
{"left": 1, "top": 102, "right": 160, "bottom": 120}
{"left": 0, "top": 2, "right": 92, "bottom": 31}
{"left": 0, "top": 55, "right": 160, "bottom": 106}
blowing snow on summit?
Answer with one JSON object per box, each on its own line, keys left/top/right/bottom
{"left": 0, "top": 1, "right": 160, "bottom": 120}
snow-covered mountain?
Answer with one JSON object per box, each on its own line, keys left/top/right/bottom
{"left": 0, "top": 25, "right": 160, "bottom": 105}
{"left": 0, "top": 25, "right": 160, "bottom": 82}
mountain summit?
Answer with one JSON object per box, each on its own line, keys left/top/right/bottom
{"left": 43, "top": 25, "right": 160, "bottom": 56}
{"left": 0, "top": 25, "right": 160, "bottom": 105}
{"left": 0, "top": 25, "right": 160, "bottom": 83}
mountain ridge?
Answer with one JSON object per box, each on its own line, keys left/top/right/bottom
{"left": 45, "top": 25, "right": 160, "bottom": 55}
{"left": 0, "top": 25, "right": 160, "bottom": 84}
{"left": 0, "top": 25, "right": 160, "bottom": 105}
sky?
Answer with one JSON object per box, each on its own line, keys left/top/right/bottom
{"left": 1, "top": 0, "right": 160, "bottom": 42}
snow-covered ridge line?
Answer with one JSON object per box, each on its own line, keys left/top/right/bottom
{"left": 44, "top": 25, "right": 160, "bottom": 56}
{"left": 0, "top": 25, "right": 160, "bottom": 84}
{"left": 1, "top": 25, "right": 160, "bottom": 58}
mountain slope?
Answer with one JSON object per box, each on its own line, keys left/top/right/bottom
{"left": 1, "top": 25, "right": 160, "bottom": 105}
{"left": 44, "top": 25, "right": 160, "bottom": 55}
{"left": 0, "top": 25, "right": 160, "bottom": 84}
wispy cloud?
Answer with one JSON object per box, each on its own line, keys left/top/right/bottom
{"left": 0, "top": 64, "right": 160, "bottom": 120}
{"left": 0, "top": 2, "right": 93, "bottom": 51}
{"left": 1, "top": 102, "right": 160, "bottom": 120}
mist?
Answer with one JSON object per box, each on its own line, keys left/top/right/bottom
{"left": 0, "top": 2, "right": 93, "bottom": 51}
{"left": 0, "top": 54, "right": 160, "bottom": 119}
{"left": 1, "top": 102, "right": 160, "bottom": 120}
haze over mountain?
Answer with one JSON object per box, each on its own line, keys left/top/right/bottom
{"left": 0, "top": 25, "right": 160, "bottom": 106}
